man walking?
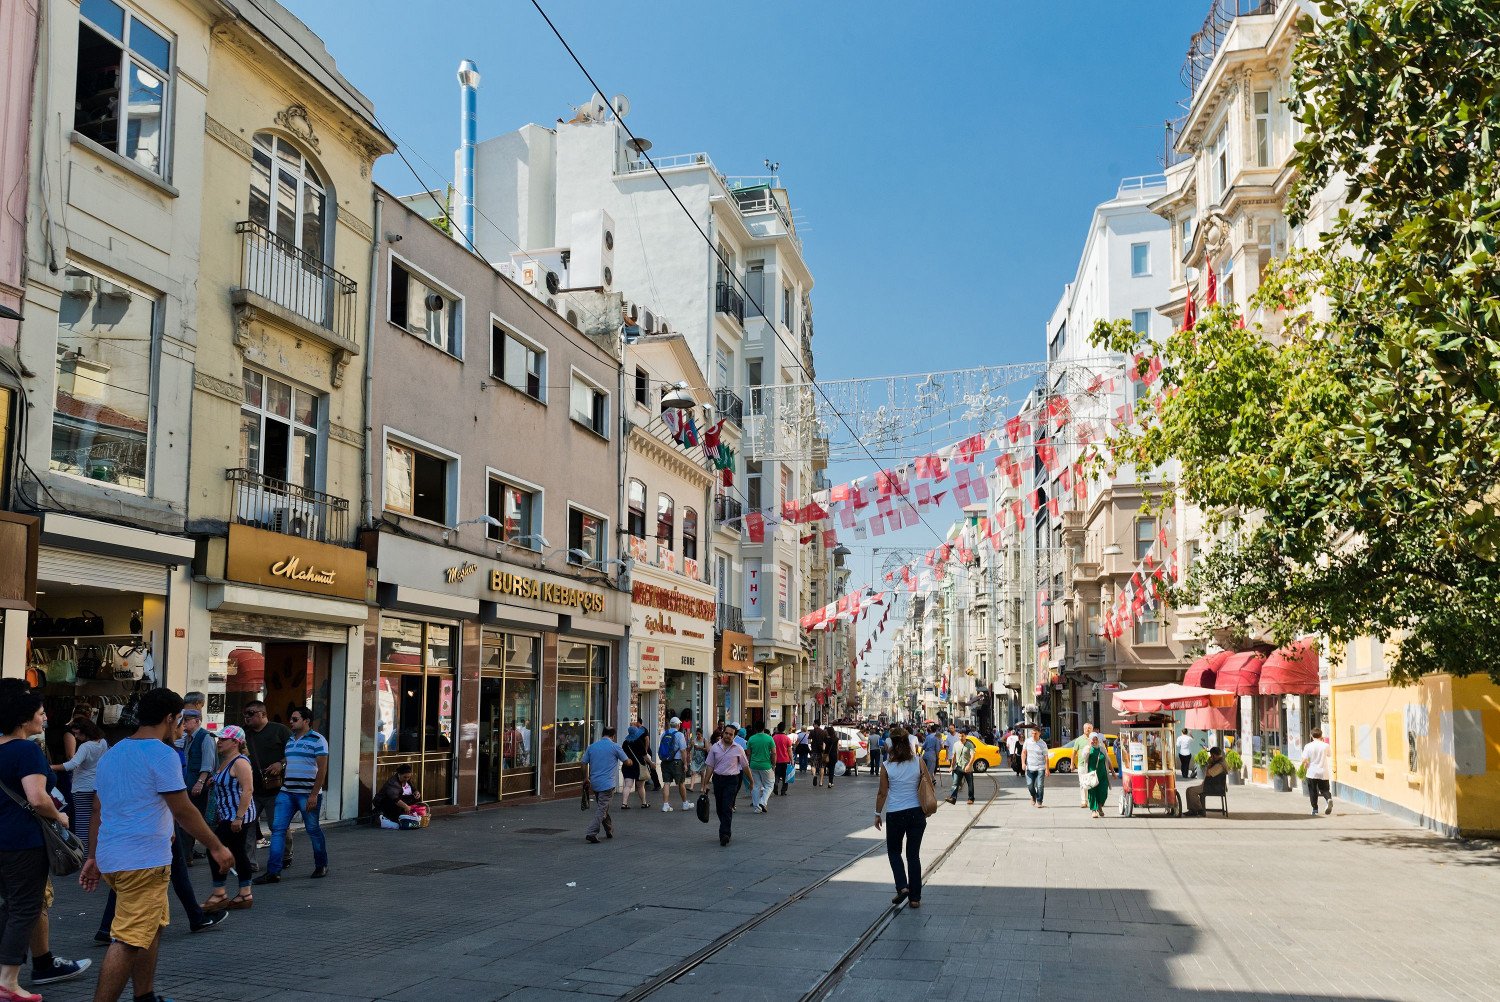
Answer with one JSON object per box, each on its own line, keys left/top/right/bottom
{"left": 1176, "top": 729, "right": 1197, "bottom": 780}
{"left": 178, "top": 693, "right": 214, "bottom": 863}
{"left": 701, "top": 725, "right": 751, "bottom": 847}
{"left": 946, "top": 733, "right": 975, "bottom": 805}
{"left": 582, "top": 727, "right": 628, "bottom": 844}
{"left": 658, "top": 718, "right": 689, "bottom": 813}
{"left": 746, "top": 723, "right": 776, "bottom": 813}
{"left": 795, "top": 727, "right": 811, "bottom": 775}
{"left": 1022, "top": 726, "right": 1049, "bottom": 807}
{"left": 921, "top": 724, "right": 941, "bottom": 778}
{"left": 81, "top": 688, "right": 234, "bottom": 1002}
{"left": 254, "top": 706, "right": 329, "bottom": 884}
{"left": 772, "top": 722, "right": 794, "bottom": 796}
{"left": 241, "top": 700, "right": 290, "bottom": 868}
{"left": 944, "top": 725, "right": 961, "bottom": 773}
{"left": 1300, "top": 728, "right": 1333, "bottom": 816}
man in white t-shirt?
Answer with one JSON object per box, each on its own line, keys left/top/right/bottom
{"left": 1022, "top": 728, "right": 1049, "bottom": 807}
{"left": 1176, "top": 729, "right": 1197, "bottom": 780}
{"left": 1299, "top": 728, "right": 1333, "bottom": 816}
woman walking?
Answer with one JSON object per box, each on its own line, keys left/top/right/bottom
{"left": 203, "top": 726, "right": 257, "bottom": 911}
{"left": 620, "top": 723, "right": 652, "bottom": 809}
{"left": 875, "top": 726, "right": 927, "bottom": 910}
{"left": 52, "top": 718, "right": 107, "bottom": 850}
{"left": 1084, "top": 731, "right": 1111, "bottom": 818}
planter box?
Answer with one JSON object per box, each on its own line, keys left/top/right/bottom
{"left": 1271, "top": 774, "right": 1292, "bottom": 792}
{"left": 1227, "top": 771, "right": 1244, "bottom": 785}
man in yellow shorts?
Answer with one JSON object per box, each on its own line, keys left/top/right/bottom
{"left": 79, "top": 689, "right": 232, "bottom": 1002}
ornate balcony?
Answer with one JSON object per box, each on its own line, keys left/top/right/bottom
{"left": 227, "top": 468, "right": 352, "bottom": 546}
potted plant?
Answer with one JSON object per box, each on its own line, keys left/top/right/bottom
{"left": 1224, "top": 749, "right": 1244, "bottom": 784}
{"left": 1269, "top": 752, "right": 1296, "bottom": 791}
{"left": 1192, "top": 748, "right": 1211, "bottom": 778}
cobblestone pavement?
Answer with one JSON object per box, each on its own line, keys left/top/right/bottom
{"left": 32, "top": 769, "right": 1500, "bottom": 1000}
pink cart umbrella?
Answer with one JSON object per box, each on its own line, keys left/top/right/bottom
{"left": 1111, "top": 683, "right": 1236, "bottom": 714}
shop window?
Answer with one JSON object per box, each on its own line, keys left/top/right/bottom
{"left": 389, "top": 258, "right": 461, "bottom": 356}
{"left": 478, "top": 632, "right": 540, "bottom": 802}
{"left": 555, "top": 641, "right": 610, "bottom": 789}
{"left": 779, "top": 465, "right": 792, "bottom": 508}
{"left": 376, "top": 618, "right": 456, "bottom": 805}
{"left": 52, "top": 264, "right": 158, "bottom": 492}
{"left": 682, "top": 507, "right": 698, "bottom": 561}
{"left": 656, "top": 494, "right": 674, "bottom": 551}
{"left": 570, "top": 370, "right": 609, "bottom": 437}
{"left": 746, "top": 461, "right": 763, "bottom": 511}
{"left": 75, "top": 0, "right": 172, "bottom": 176}
{"left": 486, "top": 473, "right": 540, "bottom": 548}
{"left": 491, "top": 323, "right": 545, "bottom": 400}
{"left": 384, "top": 436, "right": 454, "bottom": 524}
{"left": 568, "top": 506, "right": 606, "bottom": 565}
{"left": 627, "top": 480, "right": 647, "bottom": 539}
{"left": 240, "top": 368, "right": 320, "bottom": 489}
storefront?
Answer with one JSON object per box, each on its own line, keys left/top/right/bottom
{"left": 715, "top": 630, "right": 754, "bottom": 728}
{"left": 192, "top": 522, "right": 370, "bottom": 819}
{"left": 364, "top": 532, "right": 629, "bottom": 813}
{"left": 631, "top": 578, "right": 714, "bottom": 742}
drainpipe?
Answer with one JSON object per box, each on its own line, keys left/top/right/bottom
{"left": 362, "top": 192, "right": 383, "bottom": 529}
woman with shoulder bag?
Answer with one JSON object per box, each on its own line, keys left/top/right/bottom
{"left": 1084, "top": 732, "right": 1111, "bottom": 819}
{"left": 620, "top": 723, "right": 652, "bottom": 810}
{"left": 201, "top": 727, "right": 257, "bottom": 912}
{"left": 875, "top": 726, "right": 931, "bottom": 910}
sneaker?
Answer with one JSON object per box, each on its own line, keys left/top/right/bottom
{"left": 662, "top": 804, "right": 673, "bottom": 813}
{"left": 255, "top": 837, "right": 270, "bottom": 849}
{"left": 680, "top": 801, "right": 690, "bottom": 811}
{"left": 585, "top": 835, "right": 601, "bottom": 844}
{"left": 32, "top": 956, "right": 91, "bottom": 985}
{"left": 190, "top": 910, "right": 228, "bottom": 933}
{"left": 1324, "top": 802, "right": 1333, "bottom": 815}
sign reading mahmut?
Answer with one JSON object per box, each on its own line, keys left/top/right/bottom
{"left": 226, "top": 524, "right": 367, "bottom": 601}
{"left": 445, "top": 561, "right": 479, "bottom": 584}
{"left": 489, "top": 569, "right": 605, "bottom": 613}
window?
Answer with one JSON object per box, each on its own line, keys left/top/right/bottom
{"left": 1253, "top": 90, "right": 1271, "bottom": 167}
{"left": 778, "top": 562, "right": 791, "bottom": 618}
{"left": 568, "top": 506, "right": 606, "bottom": 565}
{"left": 656, "top": 494, "right": 675, "bottom": 550}
{"left": 1085, "top": 602, "right": 1102, "bottom": 649}
{"left": 74, "top": 0, "right": 171, "bottom": 176}
{"left": 683, "top": 507, "right": 698, "bottom": 561}
{"left": 746, "top": 359, "right": 764, "bottom": 415}
{"left": 1135, "top": 517, "right": 1157, "bottom": 561}
{"left": 487, "top": 473, "right": 540, "bottom": 548}
{"left": 1135, "top": 610, "right": 1161, "bottom": 645}
{"left": 51, "top": 264, "right": 158, "bottom": 492}
{"left": 390, "top": 259, "right": 461, "bottom": 355}
{"left": 634, "top": 367, "right": 648, "bottom": 406}
{"left": 569, "top": 371, "right": 609, "bottom": 437}
{"left": 1184, "top": 539, "right": 1202, "bottom": 573}
{"left": 627, "top": 480, "right": 647, "bottom": 538}
{"left": 554, "top": 641, "right": 609, "bottom": 786}
{"left": 746, "top": 461, "right": 763, "bottom": 511}
{"left": 1131, "top": 309, "right": 1151, "bottom": 336}
{"left": 779, "top": 465, "right": 792, "bottom": 508}
{"left": 1210, "top": 125, "right": 1229, "bottom": 200}
{"left": 1050, "top": 322, "right": 1067, "bottom": 361}
{"left": 492, "top": 324, "right": 545, "bottom": 400}
{"left": 249, "top": 133, "right": 324, "bottom": 257}
{"left": 781, "top": 284, "right": 793, "bottom": 329}
{"left": 240, "top": 369, "right": 319, "bottom": 488}
{"left": 384, "top": 437, "right": 453, "bottom": 524}
{"left": 1131, "top": 242, "right": 1150, "bottom": 277}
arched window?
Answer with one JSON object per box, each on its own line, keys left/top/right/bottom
{"left": 682, "top": 507, "right": 698, "bottom": 561}
{"left": 249, "top": 132, "right": 326, "bottom": 259}
{"left": 656, "top": 494, "right": 674, "bottom": 551}
{"left": 627, "top": 480, "right": 646, "bottom": 538}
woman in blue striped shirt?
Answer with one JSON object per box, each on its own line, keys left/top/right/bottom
{"left": 202, "top": 726, "right": 257, "bottom": 912}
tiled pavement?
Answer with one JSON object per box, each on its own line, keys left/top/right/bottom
{"left": 32, "top": 769, "right": 1500, "bottom": 1001}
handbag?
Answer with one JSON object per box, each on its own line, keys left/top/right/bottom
{"left": 917, "top": 762, "right": 939, "bottom": 817}
{"left": 117, "top": 692, "right": 141, "bottom": 729}
{"left": 77, "top": 645, "right": 106, "bottom": 680}
{"left": 101, "top": 698, "right": 123, "bottom": 726}
{"left": 46, "top": 646, "right": 77, "bottom": 685}
{"left": 28, "top": 610, "right": 55, "bottom": 637}
{"left": 695, "top": 792, "right": 711, "bottom": 823}
{"left": 1080, "top": 770, "right": 1100, "bottom": 790}
{"left": 110, "top": 643, "right": 147, "bottom": 681}
{"left": 0, "top": 780, "right": 86, "bottom": 876}
{"left": 579, "top": 784, "right": 591, "bottom": 811}
{"left": 76, "top": 610, "right": 105, "bottom": 636}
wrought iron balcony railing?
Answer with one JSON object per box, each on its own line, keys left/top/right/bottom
{"left": 716, "top": 603, "right": 744, "bottom": 635}
{"left": 714, "top": 495, "right": 743, "bottom": 532}
{"left": 714, "top": 388, "right": 744, "bottom": 427}
{"left": 715, "top": 281, "right": 745, "bottom": 324}
{"left": 227, "top": 467, "right": 352, "bottom": 546}
{"left": 236, "top": 220, "right": 358, "bottom": 342}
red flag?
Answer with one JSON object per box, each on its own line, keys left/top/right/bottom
{"left": 1205, "top": 265, "right": 1218, "bottom": 306}
{"left": 1146, "top": 355, "right": 1163, "bottom": 386}
{"left": 1183, "top": 294, "right": 1198, "bottom": 332}
{"left": 823, "top": 528, "right": 838, "bottom": 549}
{"left": 1036, "top": 441, "right": 1060, "bottom": 473}
{"left": 1006, "top": 416, "right": 1029, "bottom": 444}
{"left": 1047, "top": 496, "right": 1061, "bottom": 519}
{"left": 745, "top": 511, "right": 765, "bottom": 543}
{"left": 1058, "top": 467, "right": 1073, "bottom": 494}
{"left": 800, "top": 532, "right": 815, "bottom": 545}
{"left": 1011, "top": 499, "right": 1026, "bottom": 530}
{"left": 721, "top": 469, "right": 733, "bottom": 487}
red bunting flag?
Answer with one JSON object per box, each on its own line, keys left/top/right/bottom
{"left": 1183, "top": 294, "right": 1198, "bottom": 332}
{"left": 745, "top": 511, "right": 765, "bottom": 543}
{"left": 1047, "top": 496, "right": 1061, "bottom": 519}
{"left": 1205, "top": 265, "right": 1218, "bottom": 307}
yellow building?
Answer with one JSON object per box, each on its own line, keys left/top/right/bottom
{"left": 1331, "top": 637, "right": 1500, "bottom": 838}
{"left": 186, "top": 0, "right": 392, "bottom": 822}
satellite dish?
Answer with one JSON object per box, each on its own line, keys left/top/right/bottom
{"left": 626, "top": 137, "right": 652, "bottom": 155}
{"left": 611, "top": 94, "right": 630, "bottom": 118}
{"left": 587, "top": 92, "right": 609, "bottom": 121}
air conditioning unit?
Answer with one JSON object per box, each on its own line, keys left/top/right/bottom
{"left": 269, "top": 504, "right": 322, "bottom": 542}
{"left": 569, "top": 208, "right": 615, "bottom": 290}
{"left": 640, "top": 308, "right": 655, "bottom": 334}
{"left": 65, "top": 273, "right": 96, "bottom": 296}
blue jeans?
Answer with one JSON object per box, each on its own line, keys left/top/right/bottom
{"left": 268, "top": 791, "right": 328, "bottom": 874}
{"left": 1026, "top": 769, "right": 1045, "bottom": 804}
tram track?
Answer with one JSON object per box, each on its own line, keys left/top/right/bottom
{"left": 626, "top": 774, "right": 1003, "bottom": 1001}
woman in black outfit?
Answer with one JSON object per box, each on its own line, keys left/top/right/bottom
{"left": 620, "top": 723, "right": 652, "bottom": 809}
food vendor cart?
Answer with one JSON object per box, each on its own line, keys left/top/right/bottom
{"left": 1111, "top": 684, "right": 1237, "bottom": 819}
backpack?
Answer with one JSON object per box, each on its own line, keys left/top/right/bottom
{"left": 659, "top": 731, "right": 678, "bottom": 761}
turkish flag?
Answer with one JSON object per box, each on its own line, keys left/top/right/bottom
{"left": 746, "top": 511, "right": 765, "bottom": 543}
{"left": 1183, "top": 294, "right": 1198, "bottom": 331}
{"left": 1205, "top": 265, "right": 1218, "bottom": 306}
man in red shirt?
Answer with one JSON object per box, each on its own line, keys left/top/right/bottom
{"left": 772, "top": 721, "right": 795, "bottom": 796}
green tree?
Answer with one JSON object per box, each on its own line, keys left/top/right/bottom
{"left": 1092, "top": 0, "right": 1500, "bottom": 682}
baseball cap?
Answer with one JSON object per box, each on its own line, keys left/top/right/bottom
{"left": 217, "top": 724, "right": 246, "bottom": 742}
{"left": 669, "top": 717, "right": 681, "bottom": 727}
{"left": 181, "top": 708, "right": 201, "bottom": 719}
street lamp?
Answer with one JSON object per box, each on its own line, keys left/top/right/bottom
{"left": 659, "top": 381, "right": 695, "bottom": 410}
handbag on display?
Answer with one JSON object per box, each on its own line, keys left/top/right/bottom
{"left": 76, "top": 646, "right": 106, "bottom": 680}
{"left": 695, "top": 792, "right": 711, "bottom": 823}
{"left": 917, "top": 762, "right": 939, "bottom": 817}
{"left": 76, "top": 610, "right": 105, "bottom": 636}
{"left": 129, "top": 609, "right": 143, "bottom": 634}
{"left": 28, "top": 610, "right": 55, "bottom": 637}
{"left": 117, "top": 692, "right": 141, "bottom": 729}
{"left": 46, "top": 647, "right": 77, "bottom": 685}
{"left": 26, "top": 649, "right": 49, "bottom": 691}
{"left": 0, "top": 781, "right": 86, "bottom": 876}
{"left": 101, "top": 698, "right": 123, "bottom": 726}
{"left": 110, "top": 643, "right": 147, "bottom": 681}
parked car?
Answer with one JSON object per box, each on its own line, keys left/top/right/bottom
{"left": 1048, "top": 734, "right": 1120, "bottom": 773}
{"left": 936, "top": 735, "right": 1002, "bottom": 773}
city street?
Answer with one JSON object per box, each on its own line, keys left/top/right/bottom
{"left": 35, "top": 772, "right": 1500, "bottom": 1001}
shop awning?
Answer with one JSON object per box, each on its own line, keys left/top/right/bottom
{"left": 1183, "top": 650, "right": 1229, "bottom": 689}
{"left": 1185, "top": 705, "right": 1238, "bottom": 730}
{"left": 1215, "top": 651, "right": 1267, "bottom": 695}
{"left": 1258, "top": 639, "right": 1320, "bottom": 695}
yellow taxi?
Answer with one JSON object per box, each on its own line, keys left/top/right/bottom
{"left": 1047, "top": 734, "right": 1120, "bottom": 773}
{"left": 936, "top": 735, "right": 1003, "bottom": 773}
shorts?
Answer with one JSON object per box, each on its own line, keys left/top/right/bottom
{"left": 662, "top": 759, "right": 684, "bottom": 783}
{"left": 102, "top": 865, "right": 171, "bottom": 948}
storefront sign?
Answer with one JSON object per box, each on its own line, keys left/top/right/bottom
{"left": 444, "top": 561, "right": 479, "bottom": 584}
{"left": 718, "top": 630, "right": 754, "bottom": 674}
{"left": 489, "top": 569, "right": 604, "bottom": 613}
{"left": 637, "top": 644, "right": 664, "bottom": 690}
{"left": 631, "top": 581, "right": 714, "bottom": 621}
{"left": 644, "top": 612, "right": 678, "bottom": 636}
{"left": 226, "top": 524, "right": 366, "bottom": 601}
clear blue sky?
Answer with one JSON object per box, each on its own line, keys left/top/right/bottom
{"left": 284, "top": 0, "right": 1207, "bottom": 378}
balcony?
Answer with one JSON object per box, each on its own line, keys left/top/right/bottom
{"left": 1180, "top": 0, "right": 1283, "bottom": 98}
{"left": 227, "top": 468, "right": 352, "bottom": 546}
{"left": 714, "top": 495, "right": 743, "bottom": 533}
{"left": 234, "top": 220, "right": 359, "bottom": 354}
{"left": 715, "top": 282, "right": 745, "bottom": 324}
{"left": 716, "top": 603, "right": 745, "bottom": 635}
{"left": 714, "top": 388, "right": 744, "bottom": 427}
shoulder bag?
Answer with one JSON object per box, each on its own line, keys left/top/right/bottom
{"left": 0, "top": 779, "right": 86, "bottom": 876}
{"left": 917, "top": 762, "right": 939, "bottom": 817}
